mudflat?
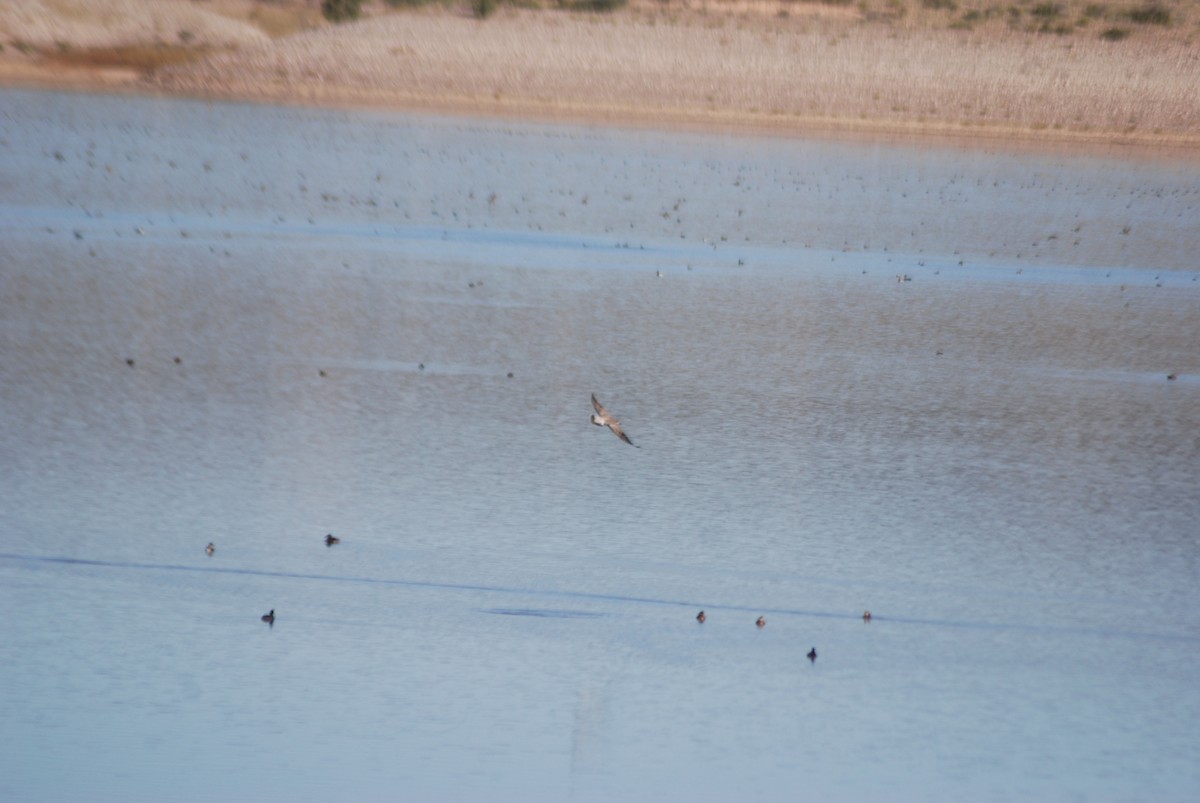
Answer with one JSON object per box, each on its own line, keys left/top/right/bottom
{"left": 2, "top": 0, "right": 1199, "bottom": 148}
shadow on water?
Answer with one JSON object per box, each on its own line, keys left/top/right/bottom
{"left": 484, "top": 608, "right": 611, "bottom": 619}
{"left": 4, "top": 552, "right": 1193, "bottom": 645}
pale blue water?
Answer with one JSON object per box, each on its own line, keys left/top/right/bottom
{"left": 1, "top": 89, "right": 1199, "bottom": 802}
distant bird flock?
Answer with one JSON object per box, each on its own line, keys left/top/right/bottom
{"left": 194, "top": 393, "right": 889, "bottom": 661}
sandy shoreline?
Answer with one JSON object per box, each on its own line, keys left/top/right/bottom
{"left": 3, "top": 1, "right": 1200, "bottom": 152}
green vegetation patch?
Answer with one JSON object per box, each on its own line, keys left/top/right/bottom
{"left": 560, "top": 0, "right": 629, "bottom": 9}
{"left": 322, "top": 0, "right": 363, "bottom": 22}
{"left": 1124, "top": 3, "right": 1170, "bottom": 24}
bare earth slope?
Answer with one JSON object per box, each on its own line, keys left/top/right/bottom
{"left": 151, "top": 9, "right": 1200, "bottom": 146}
{"left": 3, "top": 1, "right": 1199, "bottom": 148}
{"left": 0, "top": 0, "right": 268, "bottom": 49}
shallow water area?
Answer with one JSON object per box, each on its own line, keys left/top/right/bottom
{"left": 2, "top": 89, "right": 1199, "bottom": 801}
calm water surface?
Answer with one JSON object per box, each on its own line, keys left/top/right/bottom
{"left": 2, "top": 89, "right": 1199, "bottom": 801}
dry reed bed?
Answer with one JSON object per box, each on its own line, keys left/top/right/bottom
{"left": 150, "top": 10, "right": 1200, "bottom": 142}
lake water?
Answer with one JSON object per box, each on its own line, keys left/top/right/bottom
{"left": 1, "top": 88, "right": 1198, "bottom": 802}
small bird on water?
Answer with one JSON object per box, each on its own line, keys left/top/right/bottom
{"left": 696, "top": 610, "right": 706, "bottom": 623}
{"left": 756, "top": 616, "right": 766, "bottom": 628}
{"left": 205, "top": 542, "right": 215, "bottom": 557}
{"left": 862, "top": 610, "right": 872, "bottom": 622}
{"left": 325, "top": 534, "right": 340, "bottom": 547}
{"left": 591, "top": 394, "right": 637, "bottom": 447}
{"left": 807, "top": 647, "right": 818, "bottom": 663}
{"left": 261, "top": 609, "right": 275, "bottom": 626}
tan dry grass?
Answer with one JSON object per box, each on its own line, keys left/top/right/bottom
{"left": 0, "top": 0, "right": 269, "bottom": 49}
{"left": 695, "top": 0, "right": 1200, "bottom": 39}
{"left": 204, "top": 0, "right": 327, "bottom": 39}
{"left": 148, "top": 7, "right": 1200, "bottom": 143}
{"left": 3, "top": 1, "right": 1200, "bottom": 146}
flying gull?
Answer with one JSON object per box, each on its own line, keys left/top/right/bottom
{"left": 591, "top": 394, "right": 637, "bottom": 447}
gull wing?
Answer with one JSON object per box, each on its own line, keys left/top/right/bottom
{"left": 591, "top": 394, "right": 611, "bottom": 419}
{"left": 608, "top": 420, "right": 636, "bottom": 447}
{"left": 592, "top": 394, "right": 638, "bottom": 447}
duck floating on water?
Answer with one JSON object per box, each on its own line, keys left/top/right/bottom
{"left": 696, "top": 610, "right": 706, "bottom": 623}
{"left": 205, "top": 542, "right": 215, "bottom": 557}
{"left": 325, "top": 534, "right": 340, "bottom": 547}
{"left": 261, "top": 609, "right": 275, "bottom": 626}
